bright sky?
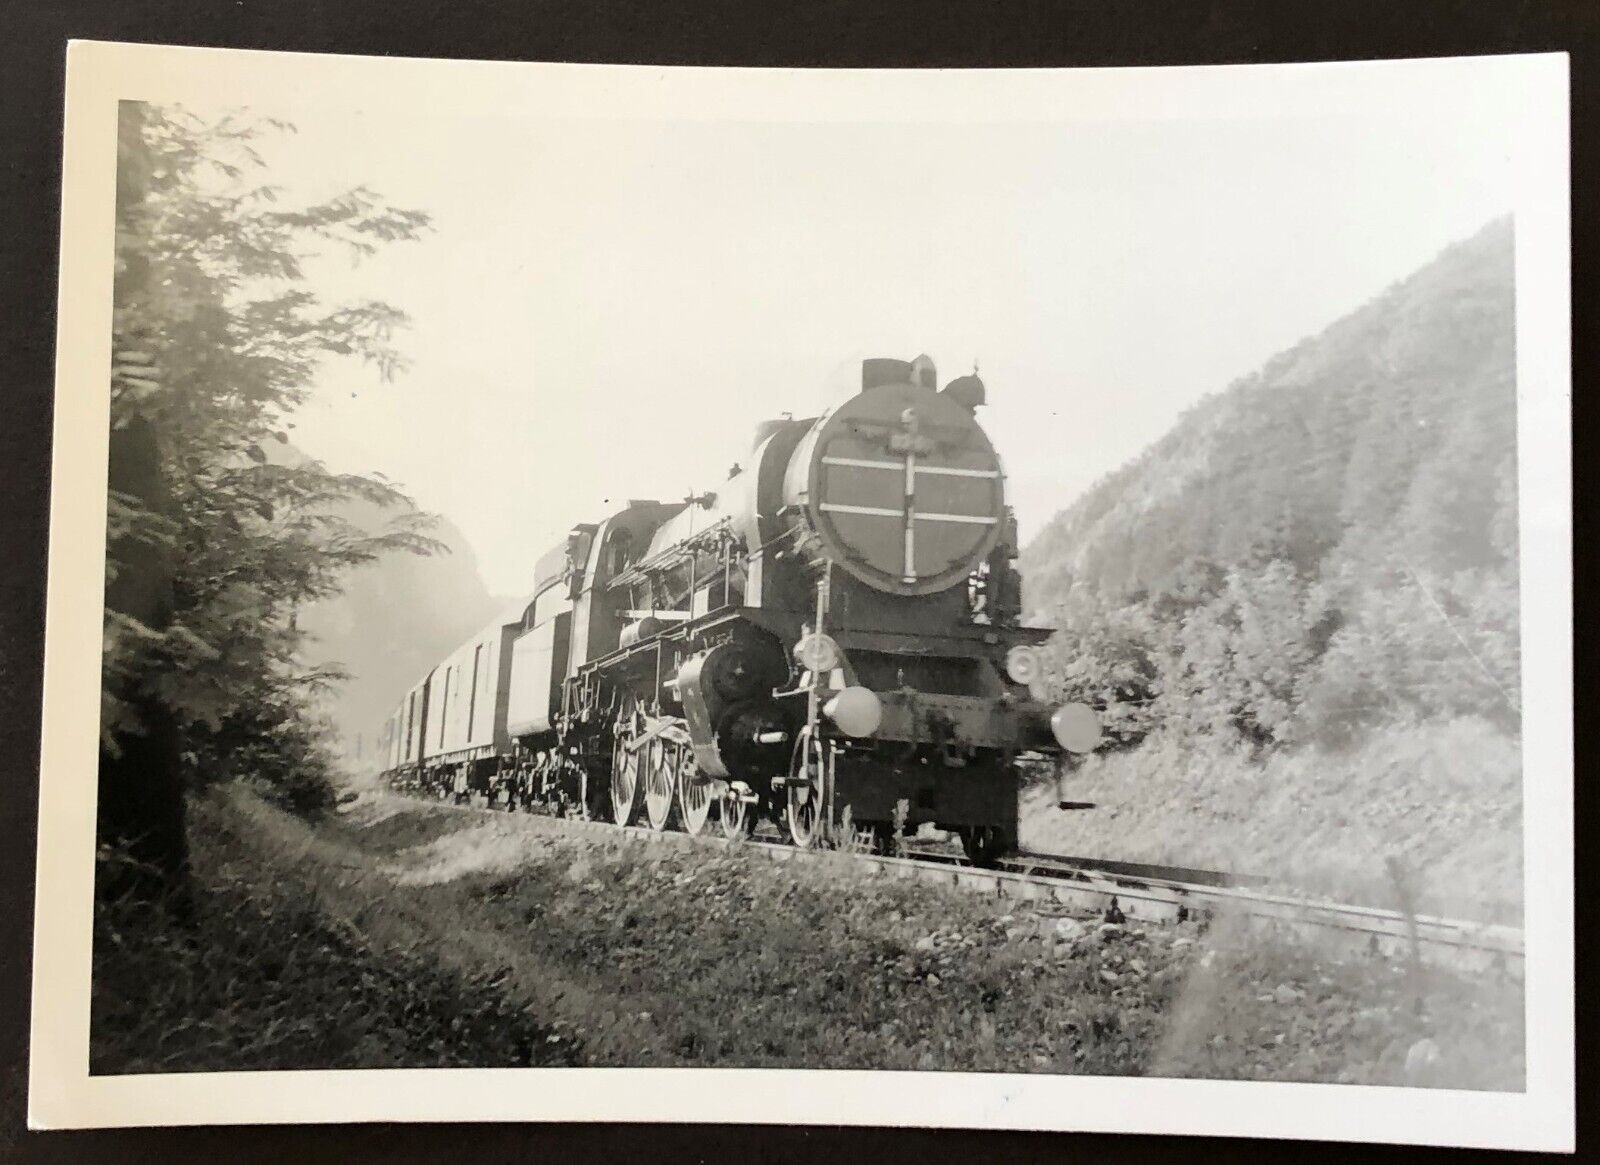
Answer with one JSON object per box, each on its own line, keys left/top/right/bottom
{"left": 249, "top": 84, "right": 1521, "bottom": 598}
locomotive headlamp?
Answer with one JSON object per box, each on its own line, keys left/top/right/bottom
{"left": 1050, "top": 702, "right": 1102, "bottom": 754}
{"left": 793, "top": 632, "right": 841, "bottom": 674}
{"left": 1004, "top": 644, "right": 1042, "bottom": 685}
{"left": 824, "top": 686, "right": 883, "bottom": 738}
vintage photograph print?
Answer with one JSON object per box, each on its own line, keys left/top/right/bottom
{"left": 31, "top": 44, "right": 1572, "bottom": 1146}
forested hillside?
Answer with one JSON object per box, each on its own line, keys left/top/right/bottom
{"left": 298, "top": 503, "right": 502, "bottom": 773}
{"left": 1021, "top": 219, "right": 1522, "bottom": 916}
{"left": 1025, "top": 217, "right": 1518, "bottom": 749}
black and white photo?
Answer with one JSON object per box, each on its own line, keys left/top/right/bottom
{"left": 28, "top": 43, "right": 1573, "bottom": 1148}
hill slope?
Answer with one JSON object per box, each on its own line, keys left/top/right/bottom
{"left": 1018, "top": 219, "right": 1522, "bottom": 918}
{"left": 1024, "top": 216, "right": 1515, "bottom": 613}
{"left": 1024, "top": 217, "right": 1518, "bottom": 744}
{"left": 297, "top": 496, "right": 502, "bottom": 771}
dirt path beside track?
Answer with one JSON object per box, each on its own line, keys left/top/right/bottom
{"left": 215, "top": 788, "right": 686, "bottom": 1066}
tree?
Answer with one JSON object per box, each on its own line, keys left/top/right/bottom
{"left": 1041, "top": 589, "right": 1162, "bottom": 746}
{"left": 1023, "top": 219, "right": 1519, "bottom": 757}
{"left": 101, "top": 103, "right": 438, "bottom": 903}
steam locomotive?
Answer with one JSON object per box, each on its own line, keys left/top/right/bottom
{"left": 377, "top": 355, "right": 1100, "bottom": 865}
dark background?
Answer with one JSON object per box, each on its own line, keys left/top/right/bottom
{"left": 1, "top": 1, "right": 1591, "bottom": 1161}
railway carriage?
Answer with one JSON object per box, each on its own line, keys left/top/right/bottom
{"left": 385, "top": 671, "right": 435, "bottom": 793}
{"left": 382, "top": 355, "right": 1100, "bottom": 864}
{"left": 423, "top": 602, "right": 526, "bottom": 799}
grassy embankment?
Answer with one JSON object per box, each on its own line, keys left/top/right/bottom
{"left": 90, "top": 804, "right": 580, "bottom": 1074}
{"left": 1028, "top": 717, "right": 1522, "bottom": 924}
{"left": 92, "top": 785, "right": 1523, "bottom": 1087}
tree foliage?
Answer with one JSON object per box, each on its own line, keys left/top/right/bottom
{"left": 104, "top": 102, "right": 439, "bottom": 817}
{"left": 1029, "top": 220, "right": 1521, "bottom": 753}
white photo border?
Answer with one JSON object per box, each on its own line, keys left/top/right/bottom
{"left": 29, "top": 41, "right": 1574, "bottom": 1149}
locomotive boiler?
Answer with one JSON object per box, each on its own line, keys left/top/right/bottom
{"left": 378, "top": 355, "right": 1100, "bottom": 865}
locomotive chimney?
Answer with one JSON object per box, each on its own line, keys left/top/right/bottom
{"left": 861, "top": 356, "right": 937, "bottom": 392}
{"left": 861, "top": 357, "right": 913, "bottom": 391}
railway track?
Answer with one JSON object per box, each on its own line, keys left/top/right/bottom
{"left": 406, "top": 794, "right": 1525, "bottom": 976}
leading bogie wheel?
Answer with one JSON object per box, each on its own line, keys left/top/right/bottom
{"left": 719, "top": 781, "right": 757, "bottom": 840}
{"left": 643, "top": 737, "right": 679, "bottom": 831}
{"left": 786, "top": 730, "right": 828, "bottom": 848}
